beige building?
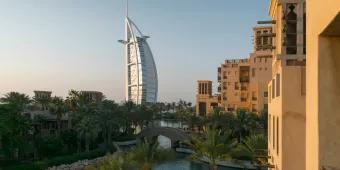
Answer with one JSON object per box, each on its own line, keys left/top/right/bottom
{"left": 267, "top": 0, "right": 306, "bottom": 170}
{"left": 217, "top": 27, "right": 272, "bottom": 113}
{"left": 80, "top": 91, "right": 104, "bottom": 103}
{"left": 307, "top": 1, "right": 340, "bottom": 170}
{"left": 195, "top": 80, "right": 219, "bottom": 116}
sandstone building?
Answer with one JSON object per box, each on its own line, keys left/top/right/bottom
{"left": 195, "top": 80, "right": 219, "bottom": 116}
{"left": 267, "top": 0, "right": 306, "bottom": 170}
{"left": 196, "top": 26, "right": 273, "bottom": 115}
{"left": 307, "top": 0, "right": 340, "bottom": 170}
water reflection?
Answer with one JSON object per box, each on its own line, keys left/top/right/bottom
{"left": 153, "top": 153, "right": 244, "bottom": 170}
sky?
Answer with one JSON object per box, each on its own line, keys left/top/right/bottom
{"left": 0, "top": 0, "right": 270, "bottom": 103}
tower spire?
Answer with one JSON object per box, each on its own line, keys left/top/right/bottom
{"left": 126, "top": 0, "right": 129, "bottom": 17}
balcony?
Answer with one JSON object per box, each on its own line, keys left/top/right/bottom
{"left": 240, "top": 77, "right": 250, "bottom": 82}
{"left": 241, "top": 86, "right": 247, "bottom": 91}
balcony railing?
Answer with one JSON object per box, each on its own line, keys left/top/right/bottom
{"left": 240, "top": 77, "right": 249, "bottom": 82}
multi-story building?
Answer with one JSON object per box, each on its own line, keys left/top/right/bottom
{"left": 218, "top": 59, "right": 250, "bottom": 112}
{"left": 307, "top": 1, "right": 340, "bottom": 170}
{"left": 217, "top": 27, "right": 272, "bottom": 113}
{"left": 249, "top": 27, "right": 273, "bottom": 113}
{"left": 267, "top": 0, "right": 306, "bottom": 170}
{"left": 118, "top": 14, "right": 158, "bottom": 105}
{"left": 195, "top": 80, "right": 219, "bottom": 116}
{"left": 80, "top": 91, "right": 104, "bottom": 103}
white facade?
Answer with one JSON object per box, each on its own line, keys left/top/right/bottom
{"left": 120, "top": 17, "right": 158, "bottom": 104}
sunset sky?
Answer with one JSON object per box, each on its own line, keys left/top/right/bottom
{"left": 0, "top": 0, "right": 270, "bottom": 103}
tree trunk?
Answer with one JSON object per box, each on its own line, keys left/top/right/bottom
{"left": 85, "top": 134, "right": 90, "bottom": 152}
{"left": 210, "top": 159, "right": 217, "bottom": 170}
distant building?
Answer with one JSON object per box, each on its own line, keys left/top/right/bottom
{"left": 218, "top": 58, "right": 251, "bottom": 112}
{"left": 219, "top": 27, "right": 272, "bottom": 113}
{"left": 267, "top": 0, "right": 306, "bottom": 170}
{"left": 80, "top": 91, "right": 104, "bottom": 103}
{"left": 34, "top": 91, "right": 52, "bottom": 100}
{"left": 119, "top": 15, "right": 158, "bottom": 104}
{"left": 195, "top": 80, "right": 219, "bottom": 116}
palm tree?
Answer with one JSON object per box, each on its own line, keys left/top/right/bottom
{"left": 0, "top": 92, "right": 31, "bottom": 110}
{"left": 75, "top": 113, "right": 99, "bottom": 152}
{"left": 232, "top": 110, "right": 258, "bottom": 143}
{"left": 33, "top": 95, "right": 51, "bottom": 111}
{"left": 188, "top": 128, "right": 236, "bottom": 170}
{"left": 66, "top": 90, "right": 99, "bottom": 152}
{"left": 49, "top": 96, "right": 67, "bottom": 135}
{"left": 0, "top": 103, "right": 32, "bottom": 160}
{"left": 127, "top": 139, "right": 175, "bottom": 170}
{"left": 231, "top": 134, "right": 268, "bottom": 169}
{"left": 97, "top": 100, "right": 120, "bottom": 149}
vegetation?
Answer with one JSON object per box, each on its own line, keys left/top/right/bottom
{"left": 0, "top": 91, "right": 268, "bottom": 169}
{"left": 187, "top": 128, "right": 236, "bottom": 170}
{"left": 88, "top": 139, "right": 175, "bottom": 170}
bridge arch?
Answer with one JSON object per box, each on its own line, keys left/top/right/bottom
{"left": 137, "top": 127, "right": 191, "bottom": 148}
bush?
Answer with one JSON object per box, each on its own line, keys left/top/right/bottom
{"left": 2, "top": 149, "right": 107, "bottom": 170}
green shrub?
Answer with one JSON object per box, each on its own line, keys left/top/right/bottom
{"left": 2, "top": 149, "right": 107, "bottom": 170}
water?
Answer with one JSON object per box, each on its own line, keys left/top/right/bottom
{"left": 153, "top": 120, "right": 249, "bottom": 170}
{"left": 153, "top": 153, "right": 246, "bottom": 170}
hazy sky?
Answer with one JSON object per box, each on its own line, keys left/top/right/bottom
{"left": 0, "top": 0, "right": 270, "bottom": 103}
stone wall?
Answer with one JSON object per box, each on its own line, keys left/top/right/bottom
{"left": 47, "top": 156, "right": 105, "bottom": 170}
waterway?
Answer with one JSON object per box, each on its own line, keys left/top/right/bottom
{"left": 153, "top": 120, "right": 248, "bottom": 170}
{"left": 153, "top": 153, "right": 245, "bottom": 170}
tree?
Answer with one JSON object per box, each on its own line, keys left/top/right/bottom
{"left": 0, "top": 92, "right": 31, "bottom": 110}
{"left": 97, "top": 100, "right": 120, "bottom": 149}
{"left": 232, "top": 110, "right": 258, "bottom": 143}
{"left": 127, "top": 139, "right": 175, "bottom": 170}
{"left": 231, "top": 134, "right": 268, "bottom": 169}
{"left": 188, "top": 128, "right": 236, "bottom": 170}
{"left": 33, "top": 94, "right": 51, "bottom": 111}
{"left": 0, "top": 104, "right": 32, "bottom": 160}
{"left": 66, "top": 90, "right": 99, "bottom": 152}
{"left": 49, "top": 96, "right": 67, "bottom": 135}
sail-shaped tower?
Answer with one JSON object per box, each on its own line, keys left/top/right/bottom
{"left": 118, "top": 16, "right": 158, "bottom": 104}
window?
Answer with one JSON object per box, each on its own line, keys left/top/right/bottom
{"left": 269, "top": 114, "right": 271, "bottom": 143}
{"left": 259, "top": 67, "right": 262, "bottom": 71}
{"left": 277, "top": 117, "right": 279, "bottom": 155}
{"left": 264, "top": 91, "right": 268, "bottom": 97}
{"left": 269, "top": 86, "right": 272, "bottom": 103}
{"left": 276, "top": 74, "right": 280, "bottom": 97}
{"left": 254, "top": 58, "right": 256, "bottom": 63}
{"left": 273, "top": 116, "right": 275, "bottom": 149}
{"left": 286, "top": 4, "right": 297, "bottom": 54}
{"left": 234, "top": 82, "right": 239, "bottom": 90}
{"left": 272, "top": 79, "right": 276, "bottom": 99}
{"left": 252, "top": 68, "right": 256, "bottom": 77}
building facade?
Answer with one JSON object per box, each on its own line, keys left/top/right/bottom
{"left": 267, "top": 0, "right": 306, "bottom": 170}
{"left": 217, "top": 27, "right": 272, "bottom": 113}
{"left": 307, "top": 1, "right": 340, "bottom": 170}
{"left": 119, "top": 17, "right": 158, "bottom": 104}
{"left": 80, "top": 91, "right": 104, "bottom": 103}
{"left": 195, "top": 80, "right": 219, "bottom": 116}
{"left": 195, "top": 27, "right": 272, "bottom": 115}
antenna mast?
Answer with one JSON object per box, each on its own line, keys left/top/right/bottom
{"left": 126, "top": 0, "right": 129, "bottom": 17}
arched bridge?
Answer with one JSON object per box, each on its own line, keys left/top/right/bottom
{"left": 137, "top": 127, "right": 191, "bottom": 147}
